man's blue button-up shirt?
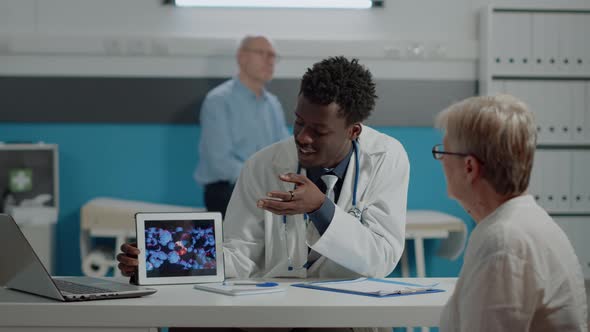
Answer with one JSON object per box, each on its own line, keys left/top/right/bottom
{"left": 194, "top": 78, "right": 289, "bottom": 185}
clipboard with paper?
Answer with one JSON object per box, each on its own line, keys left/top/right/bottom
{"left": 292, "top": 277, "right": 445, "bottom": 297}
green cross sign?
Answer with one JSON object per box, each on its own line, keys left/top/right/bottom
{"left": 9, "top": 168, "right": 33, "bottom": 192}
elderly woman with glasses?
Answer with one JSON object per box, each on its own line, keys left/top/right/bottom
{"left": 434, "top": 94, "right": 587, "bottom": 332}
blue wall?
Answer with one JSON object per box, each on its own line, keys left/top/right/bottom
{"left": 0, "top": 123, "right": 473, "bottom": 277}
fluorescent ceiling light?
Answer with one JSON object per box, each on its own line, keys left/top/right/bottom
{"left": 172, "top": 0, "right": 374, "bottom": 9}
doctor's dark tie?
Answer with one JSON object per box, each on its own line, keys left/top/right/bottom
{"left": 320, "top": 174, "right": 339, "bottom": 202}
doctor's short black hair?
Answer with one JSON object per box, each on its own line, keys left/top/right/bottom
{"left": 299, "top": 56, "right": 377, "bottom": 124}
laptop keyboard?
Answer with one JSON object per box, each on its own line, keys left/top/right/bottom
{"left": 53, "top": 279, "right": 113, "bottom": 294}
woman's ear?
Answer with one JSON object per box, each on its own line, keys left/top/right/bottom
{"left": 465, "top": 156, "right": 483, "bottom": 184}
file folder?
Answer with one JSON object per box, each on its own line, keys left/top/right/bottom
{"left": 570, "top": 82, "right": 586, "bottom": 143}
{"left": 292, "top": 278, "right": 445, "bottom": 298}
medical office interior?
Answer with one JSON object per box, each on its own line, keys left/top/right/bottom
{"left": 0, "top": 0, "right": 590, "bottom": 329}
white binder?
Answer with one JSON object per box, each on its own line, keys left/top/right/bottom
{"left": 532, "top": 13, "right": 560, "bottom": 75}
{"left": 587, "top": 82, "right": 590, "bottom": 141}
{"left": 584, "top": 16, "right": 590, "bottom": 74}
{"left": 555, "top": 14, "right": 570, "bottom": 74}
{"left": 561, "top": 14, "right": 586, "bottom": 75}
{"left": 534, "top": 150, "right": 549, "bottom": 210}
{"left": 529, "top": 150, "right": 544, "bottom": 205}
{"left": 556, "top": 151, "right": 572, "bottom": 212}
{"left": 505, "top": 81, "right": 546, "bottom": 142}
{"left": 571, "top": 150, "right": 590, "bottom": 212}
{"left": 570, "top": 81, "right": 587, "bottom": 143}
{"left": 493, "top": 13, "right": 532, "bottom": 74}
{"left": 545, "top": 81, "right": 572, "bottom": 143}
{"left": 542, "top": 150, "right": 571, "bottom": 212}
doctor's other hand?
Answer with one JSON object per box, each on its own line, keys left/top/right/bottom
{"left": 257, "top": 173, "right": 325, "bottom": 215}
{"left": 116, "top": 242, "right": 140, "bottom": 278}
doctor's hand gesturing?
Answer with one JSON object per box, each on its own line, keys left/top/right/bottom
{"left": 257, "top": 173, "right": 325, "bottom": 215}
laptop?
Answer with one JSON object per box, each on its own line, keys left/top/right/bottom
{"left": 0, "top": 214, "right": 157, "bottom": 301}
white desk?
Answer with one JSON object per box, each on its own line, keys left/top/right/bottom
{"left": 402, "top": 211, "right": 465, "bottom": 278}
{"left": 0, "top": 278, "right": 455, "bottom": 331}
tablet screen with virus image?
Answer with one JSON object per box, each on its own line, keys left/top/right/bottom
{"left": 136, "top": 212, "right": 224, "bottom": 285}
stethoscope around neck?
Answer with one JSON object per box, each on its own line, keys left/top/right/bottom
{"left": 283, "top": 139, "right": 361, "bottom": 271}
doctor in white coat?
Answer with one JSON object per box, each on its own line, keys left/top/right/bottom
{"left": 118, "top": 56, "right": 410, "bottom": 331}
{"left": 223, "top": 56, "right": 409, "bottom": 279}
{"left": 224, "top": 126, "right": 409, "bottom": 278}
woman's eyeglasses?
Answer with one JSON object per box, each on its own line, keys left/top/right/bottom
{"left": 431, "top": 144, "right": 484, "bottom": 165}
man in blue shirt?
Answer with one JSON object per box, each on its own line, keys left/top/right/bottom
{"left": 193, "top": 35, "right": 289, "bottom": 217}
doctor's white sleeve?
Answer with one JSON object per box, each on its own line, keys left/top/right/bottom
{"left": 310, "top": 142, "right": 410, "bottom": 277}
{"left": 221, "top": 157, "right": 267, "bottom": 278}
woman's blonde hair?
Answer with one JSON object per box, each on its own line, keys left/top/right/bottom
{"left": 436, "top": 94, "right": 537, "bottom": 196}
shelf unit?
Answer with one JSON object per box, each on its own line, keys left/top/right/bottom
{"left": 480, "top": 5, "right": 590, "bottom": 279}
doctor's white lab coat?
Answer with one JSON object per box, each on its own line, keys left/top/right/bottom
{"left": 222, "top": 125, "right": 410, "bottom": 279}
